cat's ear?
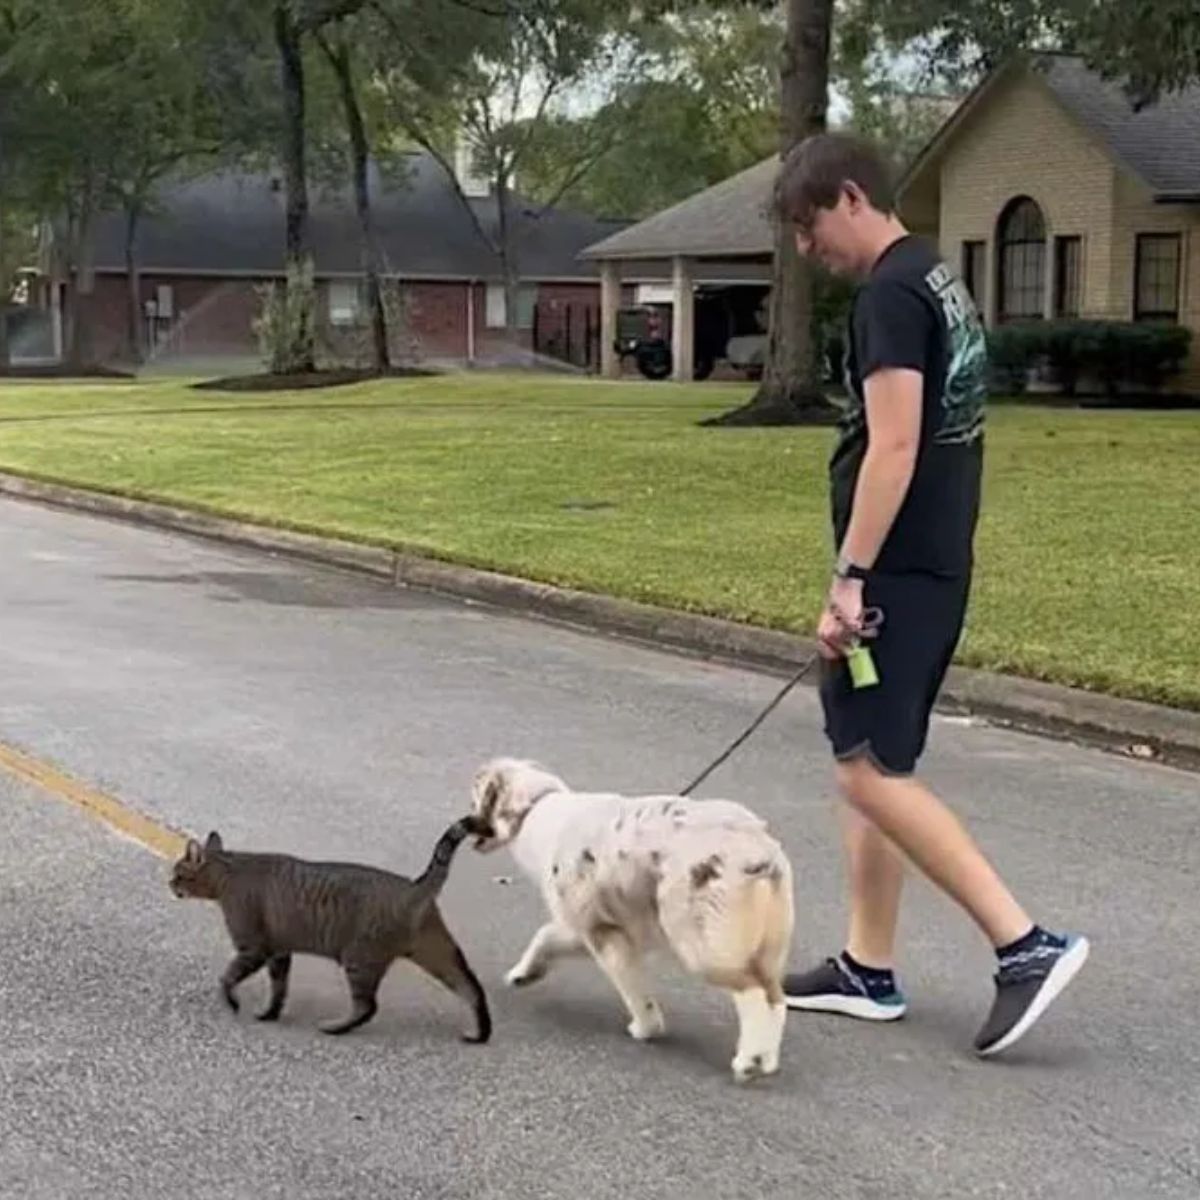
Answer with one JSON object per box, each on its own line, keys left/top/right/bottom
{"left": 205, "top": 831, "right": 224, "bottom": 853}
{"left": 185, "top": 838, "right": 204, "bottom": 863}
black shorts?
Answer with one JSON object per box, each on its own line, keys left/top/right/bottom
{"left": 819, "top": 570, "right": 971, "bottom": 776}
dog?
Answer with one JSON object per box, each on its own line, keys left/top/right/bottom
{"left": 469, "top": 757, "right": 795, "bottom": 1082}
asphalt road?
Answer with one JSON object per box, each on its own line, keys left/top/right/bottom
{"left": 1, "top": 498, "right": 1198, "bottom": 1200}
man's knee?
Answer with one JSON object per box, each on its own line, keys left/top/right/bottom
{"left": 834, "top": 749, "right": 912, "bottom": 814}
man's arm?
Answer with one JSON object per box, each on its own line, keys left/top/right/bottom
{"left": 837, "top": 366, "right": 923, "bottom": 570}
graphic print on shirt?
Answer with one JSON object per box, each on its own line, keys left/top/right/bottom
{"left": 924, "top": 261, "right": 987, "bottom": 445}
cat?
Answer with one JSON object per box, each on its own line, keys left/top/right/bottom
{"left": 169, "top": 816, "right": 491, "bottom": 1043}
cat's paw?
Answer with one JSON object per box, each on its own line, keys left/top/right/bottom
{"left": 222, "top": 987, "right": 240, "bottom": 1014}
{"left": 627, "top": 1000, "right": 666, "bottom": 1041}
{"left": 256, "top": 1007, "right": 283, "bottom": 1023}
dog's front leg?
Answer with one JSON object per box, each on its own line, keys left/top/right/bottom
{"left": 506, "top": 922, "right": 583, "bottom": 987}
{"left": 587, "top": 929, "right": 666, "bottom": 1041}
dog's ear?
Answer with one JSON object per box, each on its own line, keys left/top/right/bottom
{"left": 204, "top": 830, "right": 224, "bottom": 854}
{"left": 473, "top": 766, "right": 504, "bottom": 825}
{"left": 184, "top": 838, "right": 204, "bottom": 864}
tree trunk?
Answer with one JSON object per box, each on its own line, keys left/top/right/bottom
{"left": 704, "top": 0, "right": 838, "bottom": 427}
{"left": 321, "top": 32, "right": 389, "bottom": 372}
{"left": 125, "top": 202, "right": 144, "bottom": 363}
{"left": 0, "top": 212, "right": 9, "bottom": 372}
{"left": 275, "top": 2, "right": 316, "bottom": 373}
{"left": 67, "top": 185, "right": 97, "bottom": 371}
{"left": 495, "top": 178, "right": 527, "bottom": 360}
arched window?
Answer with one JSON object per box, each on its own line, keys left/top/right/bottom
{"left": 997, "top": 197, "right": 1046, "bottom": 321}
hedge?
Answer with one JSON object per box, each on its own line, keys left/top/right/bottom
{"left": 986, "top": 319, "right": 1192, "bottom": 399}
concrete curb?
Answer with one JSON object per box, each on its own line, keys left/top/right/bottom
{"left": 2, "top": 469, "right": 1197, "bottom": 771}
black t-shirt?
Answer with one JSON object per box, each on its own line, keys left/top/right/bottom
{"left": 830, "top": 234, "right": 987, "bottom": 578}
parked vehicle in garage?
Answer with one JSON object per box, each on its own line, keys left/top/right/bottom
{"left": 614, "top": 284, "right": 769, "bottom": 381}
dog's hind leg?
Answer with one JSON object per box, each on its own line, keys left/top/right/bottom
{"left": 730, "top": 986, "right": 781, "bottom": 1083}
{"left": 587, "top": 927, "right": 666, "bottom": 1041}
{"left": 506, "top": 922, "right": 584, "bottom": 987}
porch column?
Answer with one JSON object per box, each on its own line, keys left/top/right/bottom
{"left": 671, "top": 254, "right": 694, "bottom": 382}
{"left": 600, "top": 259, "right": 621, "bottom": 379}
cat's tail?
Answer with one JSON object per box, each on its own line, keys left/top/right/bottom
{"left": 412, "top": 815, "right": 485, "bottom": 906}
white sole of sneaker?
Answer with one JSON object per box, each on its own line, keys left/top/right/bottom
{"left": 784, "top": 993, "right": 907, "bottom": 1021}
{"left": 977, "top": 935, "right": 1090, "bottom": 1057}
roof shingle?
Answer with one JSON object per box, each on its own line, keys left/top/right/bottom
{"left": 1036, "top": 54, "right": 1200, "bottom": 197}
{"left": 580, "top": 156, "right": 777, "bottom": 260}
{"left": 89, "top": 152, "right": 628, "bottom": 279}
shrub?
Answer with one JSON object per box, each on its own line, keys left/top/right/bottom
{"left": 986, "top": 319, "right": 1192, "bottom": 400}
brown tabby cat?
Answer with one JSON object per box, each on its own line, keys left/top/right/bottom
{"left": 169, "top": 816, "right": 491, "bottom": 1042}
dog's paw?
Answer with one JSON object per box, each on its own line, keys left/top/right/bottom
{"left": 505, "top": 962, "right": 546, "bottom": 988}
{"left": 731, "top": 1050, "right": 779, "bottom": 1084}
{"left": 627, "top": 1000, "right": 666, "bottom": 1041}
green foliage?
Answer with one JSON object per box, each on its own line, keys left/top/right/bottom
{"left": 1047, "top": 1, "right": 1200, "bottom": 103}
{"left": 518, "top": 5, "right": 781, "bottom": 219}
{"left": 986, "top": 319, "right": 1193, "bottom": 399}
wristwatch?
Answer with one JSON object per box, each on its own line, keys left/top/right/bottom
{"left": 834, "top": 556, "right": 870, "bottom": 582}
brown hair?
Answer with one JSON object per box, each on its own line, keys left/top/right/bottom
{"left": 775, "top": 132, "right": 896, "bottom": 228}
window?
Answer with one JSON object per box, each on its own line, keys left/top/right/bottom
{"left": 328, "top": 280, "right": 360, "bottom": 325}
{"left": 485, "top": 283, "right": 537, "bottom": 329}
{"left": 961, "top": 240, "right": 986, "bottom": 310}
{"left": 1054, "top": 236, "right": 1082, "bottom": 317}
{"left": 1134, "top": 233, "right": 1181, "bottom": 321}
{"left": 997, "top": 197, "right": 1046, "bottom": 321}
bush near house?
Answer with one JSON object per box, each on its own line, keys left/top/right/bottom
{"left": 987, "top": 320, "right": 1193, "bottom": 401}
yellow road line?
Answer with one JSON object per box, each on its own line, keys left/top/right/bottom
{"left": 0, "top": 740, "right": 188, "bottom": 860}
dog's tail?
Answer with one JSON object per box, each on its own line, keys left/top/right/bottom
{"left": 412, "top": 815, "right": 485, "bottom": 907}
{"left": 721, "top": 854, "right": 793, "bottom": 1004}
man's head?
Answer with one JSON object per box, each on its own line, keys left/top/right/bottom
{"left": 776, "top": 132, "right": 903, "bottom": 277}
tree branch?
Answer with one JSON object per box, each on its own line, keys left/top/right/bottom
{"left": 532, "top": 122, "right": 622, "bottom": 215}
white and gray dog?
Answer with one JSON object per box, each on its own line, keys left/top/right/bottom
{"left": 469, "top": 757, "right": 795, "bottom": 1082}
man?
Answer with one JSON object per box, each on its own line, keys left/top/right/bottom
{"left": 778, "top": 132, "right": 1088, "bottom": 1056}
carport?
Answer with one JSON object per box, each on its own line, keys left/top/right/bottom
{"left": 580, "top": 157, "right": 777, "bottom": 382}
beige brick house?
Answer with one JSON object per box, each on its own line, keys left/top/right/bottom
{"left": 899, "top": 53, "right": 1200, "bottom": 388}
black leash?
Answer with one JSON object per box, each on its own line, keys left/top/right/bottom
{"left": 679, "top": 652, "right": 821, "bottom": 796}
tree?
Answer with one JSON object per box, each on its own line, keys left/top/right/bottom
{"left": 314, "top": 24, "right": 391, "bottom": 370}
{"left": 367, "top": 0, "right": 654, "bottom": 342}
{"left": 518, "top": 4, "right": 781, "bottom": 219}
{"left": 1048, "top": 1, "right": 1200, "bottom": 103}
{"left": 706, "top": 0, "right": 839, "bottom": 426}
{"left": 0, "top": 0, "right": 272, "bottom": 368}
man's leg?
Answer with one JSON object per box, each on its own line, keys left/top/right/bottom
{"left": 842, "top": 805, "right": 906, "bottom": 968}
{"left": 786, "top": 572, "right": 1088, "bottom": 1053}
{"left": 785, "top": 804, "right": 909, "bottom": 1022}
{"left": 835, "top": 756, "right": 1030, "bottom": 949}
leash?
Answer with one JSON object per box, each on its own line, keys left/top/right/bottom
{"left": 678, "top": 653, "right": 819, "bottom": 796}
{"left": 677, "top": 604, "right": 884, "bottom": 797}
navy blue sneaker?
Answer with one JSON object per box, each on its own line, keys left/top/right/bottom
{"left": 975, "top": 933, "right": 1089, "bottom": 1056}
{"left": 783, "top": 955, "right": 907, "bottom": 1021}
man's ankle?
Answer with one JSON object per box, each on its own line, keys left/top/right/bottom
{"left": 840, "top": 950, "right": 899, "bottom": 1000}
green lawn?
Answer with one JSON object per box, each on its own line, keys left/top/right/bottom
{"left": 0, "top": 372, "right": 1196, "bottom": 709}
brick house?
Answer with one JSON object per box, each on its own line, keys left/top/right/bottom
{"left": 37, "top": 150, "right": 655, "bottom": 369}
{"left": 582, "top": 53, "right": 1200, "bottom": 389}
{"left": 899, "top": 53, "right": 1200, "bottom": 388}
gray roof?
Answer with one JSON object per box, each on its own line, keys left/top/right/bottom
{"left": 89, "top": 152, "right": 629, "bottom": 280}
{"left": 1036, "top": 54, "right": 1200, "bottom": 198}
{"left": 580, "top": 156, "right": 777, "bottom": 261}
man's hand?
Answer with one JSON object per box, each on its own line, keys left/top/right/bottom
{"left": 817, "top": 576, "right": 865, "bottom": 659}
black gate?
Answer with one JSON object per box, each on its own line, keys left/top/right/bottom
{"left": 532, "top": 300, "right": 600, "bottom": 370}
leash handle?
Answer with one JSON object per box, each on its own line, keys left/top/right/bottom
{"left": 679, "top": 654, "right": 819, "bottom": 797}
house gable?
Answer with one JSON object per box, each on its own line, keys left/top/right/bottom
{"left": 934, "top": 67, "right": 1119, "bottom": 323}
